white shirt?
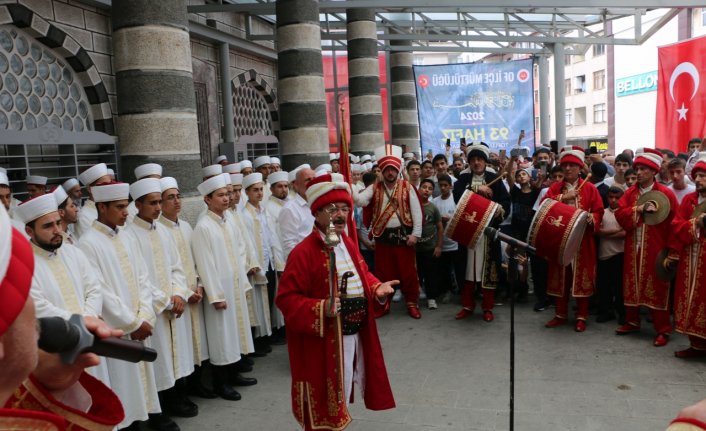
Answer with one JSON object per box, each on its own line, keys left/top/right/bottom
{"left": 279, "top": 194, "right": 315, "bottom": 260}
{"left": 668, "top": 183, "right": 696, "bottom": 204}
{"left": 599, "top": 208, "right": 624, "bottom": 260}
{"left": 432, "top": 194, "right": 458, "bottom": 252}
{"left": 75, "top": 199, "right": 97, "bottom": 239}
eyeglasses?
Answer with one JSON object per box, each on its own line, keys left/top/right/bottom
{"left": 326, "top": 205, "right": 351, "bottom": 215}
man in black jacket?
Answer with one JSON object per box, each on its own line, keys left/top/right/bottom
{"left": 453, "top": 143, "right": 511, "bottom": 322}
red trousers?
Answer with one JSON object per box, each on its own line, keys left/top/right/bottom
{"left": 688, "top": 335, "right": 706, "bottom": 350}
{"left": 461, "top": 281, "right": 494, "bottom": 311}
{"left": 374, "top": 242, "right": 420, "bottom": 305}
{"left": 624, "top": 306, "right": 672, "bottom": 334}
{"left": 552, "top": 264, "right": 590, "bottom": 320}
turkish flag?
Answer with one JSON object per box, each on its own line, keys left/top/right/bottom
{"left": 656, "top": 35, "right": 706, "bottom": 154}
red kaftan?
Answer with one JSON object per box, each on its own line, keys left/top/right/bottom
{"left": 615, "top": 182, "right": 678, "bottom": 310}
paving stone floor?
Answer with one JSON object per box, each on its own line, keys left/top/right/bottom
{"left": 175, "top": 301, "right": 706, "bottom": 431}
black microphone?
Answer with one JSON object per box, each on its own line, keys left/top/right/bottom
{"left": 38, "top": 314, "right": 158, "bottom": 364}
{"left": 484, "top": 226, "right": 537, "bottom": 256}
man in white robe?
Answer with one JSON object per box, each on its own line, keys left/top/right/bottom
{"left": 278, "top": 166, "right": 316, "bottom": 260}
{"left": 191, "top": 174, "right": 257, "bottom": 402}
{"left": 15, "top": 193, "right": 109, "bottom": 385}
{"left": 126, "top": 163, "right": 163, "bottom": 225}
{"left": 158, "top": 177, "right": 215, "bottom": 399}
{"left": 241, "top": 173, "right": 275, "bottom": 354}
{"left": 77, "top": 182, "right": 172, "bottom": 431}
{"left": 264, "top": 171, "right": 289, "bottom": 341}
{"left": 53, "top": 186, "right": 78, "bottom": 245}
{"left": 125, "top": 178, "right": 198, "bottom": 419}
{"left": 0, "top": 171, "right": 26, "bottom": 235}
{"left": 75, "top": 163, "right": 111, "bottom": 239}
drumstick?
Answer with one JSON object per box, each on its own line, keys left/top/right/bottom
{"left": 575, "top": 173, "right": 592, "bottom": 193}
{"left": 485, "top": 172, "right": 507, "bottom": 188}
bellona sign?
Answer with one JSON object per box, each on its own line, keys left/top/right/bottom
{"left": 615, "top": 71, "right": 658, "bottom": 97}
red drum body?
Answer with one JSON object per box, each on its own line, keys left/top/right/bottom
{"left": 527, "top": 199, "right": 588, "bottom": 266}
{"left": 447, "top": 190, "right": 500, "bottom": 249}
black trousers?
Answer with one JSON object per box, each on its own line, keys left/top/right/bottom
{"left": 597, "top": 253, "right": 624, "bottom": 317}
{"left": 530, "top": 255, "right": 548, "bottom": 303}
{"left": 437, "top": 249, "right": 466, "bottom": 294}
{"left": 416, "top": 251, "right": 441, "bottom": 300}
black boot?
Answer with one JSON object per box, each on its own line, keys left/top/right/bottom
{"left": 232, "top": 359, "right": 253, "bottom": 373}
{"left": 212, "top": 365, "right": 241, "bottom": 401}
{"left": 269, "top": 327, "right": 287, "bottom": 345}
{"left": 187, "top": 365, "right": 217, "bottom": 399}
{"left": 229, "top": 369, "right": 257, "bottom": 387}
{"left": 253, "top": 337, "right": 272, "bottom": 356}
{"left": 146, "top": 413, "right": 179, "bottom": 431}
{"left": 163, "top": 380, "right": 198, "bottom": 418}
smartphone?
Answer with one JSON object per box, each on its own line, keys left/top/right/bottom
{"left": 499, "top": 149, "right": 507, "bottom": 159}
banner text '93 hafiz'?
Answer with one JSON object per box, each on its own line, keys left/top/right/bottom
{"left": 413, "top": 59, "right": 535, "bottom": 156}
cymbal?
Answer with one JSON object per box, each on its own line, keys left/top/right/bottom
{"left": 655, "top": 248, "right": 677, "bottom": 282}
{"left": 637, "top": 191, "right": 670, "bottom": 225}
{"left": 692, "top": 200, "right": 706, "bottom": 219}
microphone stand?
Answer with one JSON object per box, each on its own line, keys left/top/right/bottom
{"left": 483, "top": 227, "right": 536, "bottom": 431}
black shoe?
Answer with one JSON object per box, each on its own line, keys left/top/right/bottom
{"left": 241, "top": 356, "right": 254, "bottom": 366}
{"left": 596, "top": 313, "right": 615, "bottom": 323}
{"left": 188, "top": 382, "right": 217, "bottom": 399}
{"left": 533, "top": 301, "right": 547, "bottom": 312}
{"left": 232, "top": 360, "right": 253, "bottom": 373}
{"left": 122, "top": 422, "right": 142, "bottom": 431}
{"left": 166, "top": 397, "right": 198, "bottom": 418}
{"left": 254, "top": 340, "right": 272, "bottom": 355}
{"left": 231, "top": 372, "right": 258, "bottom": 386}
{"left": 248, "top": 351, "right": 267, "bottom": 358}
{"left": 214, "top": 383, "right": 242, "bottom": 401}
{"left": 268, "top": 334, "right": 287, "bottom": 345}
{"left": 147, "top": 413, "right": 180, "bottom": 431}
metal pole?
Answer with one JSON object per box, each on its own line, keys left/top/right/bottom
{"left": 537, "top": 53, "right": 551, "bottom": 147}
{"left": 219, "top": 42, "right": 235, "bottom": 148}
{"left": 552, "top": 43, "right": 567, "bottom": 148}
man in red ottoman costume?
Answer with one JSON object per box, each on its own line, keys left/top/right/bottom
{"left": 671, "top": 152, "right": 706, "bottom": 358}
{"left": 276, "top": 173, "right": 396, "bottom": 430}
{"left": 0, "top": 204, "right": 124, "bottom": 430}
{"left": 615, "top": 147, "right": 678, "bottom": 347}
{"left": 543, "top": 146, "right": 604, "bottom": 332}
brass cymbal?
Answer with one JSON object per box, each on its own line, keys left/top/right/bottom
{"left": 692, "top": 200, "right": 706, "bottom": 219}
{"left": 637, "top": 190, "right": 670, "bottom": 226}
{"left": 655, "top": 248, "right": 676, "bottom": 282}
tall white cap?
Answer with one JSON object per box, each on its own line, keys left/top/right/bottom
{"left": 130, "top": 178, "right": 162, "bottom": 200}
{"left": 0, "top": 172, "right": 8, "bottom": 187}
{"left": 243, "top": 172, "right": 264, "bottom": 190}
{"left": 351, "top": 163, "right": 364, "bottom": 174}
{"left": 0, "top": 167, "right": 6, "bottom": 174}
{"left": 315, "top": 163, "right": 332, "bottom": 174}
{"left": 240, "top": 160, "right": 253, "bottom": 169}
{"left": 78, "top": 163, "right": 109, "bottom": 186}
{"left": 364, "top": 162, "right": 373, "bottom": 171}
{"left": 361, "top": 154, "right": 372, "bottom": 162}
{"left": 223, "top": 163, "right": 240, "bottom": 174}
{"left": 215, "top": 155, "right": 228, "bottom": 163}
{"left": 160, "top": 177, "right": 179, "bottom": 193}
{"left": 92, "top": 183, "right": 130, "bottom": 203}
{"left": 270, "top": 157, "right": 281, "bottom": 165}
{"left": 268, "top": 171, "right": 289, "bottom": 185}
{"left": 14, "top": 194, "right": 57, "bottom": 224}
{"left": 197, "top": 175, "right": 228, "bottom": 196}
{"left": 62, "top": 178, "right": 80, "bottom": 192}
{"left": 220, "top": 173, "right": 232, "bottom": 185}
{"left": 254, "top": 156, "right": 271, "bottom": 169}
{"left": 329, "top": 153, "right": 339, "bottom": 161}
{"left": 52, "top": 186, "right": 68, "bottom": 206}
{"left": 201, "top": 164, "right": 223, "bottom": 178}
{"left": 134, "top": 163, "right": 162, "bottom": 180}
{"left": 106, "top": 168, "right": 115, "bottom": 178}
{"left": 26, "top": 175, "right": 48, "bottom": 185}
{"left": 230, "top": 173, "right": 244, "bottom": 186}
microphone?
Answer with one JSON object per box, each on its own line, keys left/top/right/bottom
{"left": 484, "top": 226, "right": 537, "bottom": 256}
{"left": 38, "top": 314, "right": 158, "bottom": 364}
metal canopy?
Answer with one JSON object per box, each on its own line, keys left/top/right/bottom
{"left": 188, "top": 1, "right": 693, "bottom": 54}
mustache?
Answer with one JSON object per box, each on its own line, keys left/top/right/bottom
{"left": 333, "top": 217, "right": 346, "bottom": 224}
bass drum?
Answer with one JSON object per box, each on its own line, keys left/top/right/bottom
{"left": 527, "top": 198, "right": 588, "bottom": 266}
{"left": 447, "top": 189, "right": 500, "bottom": 249}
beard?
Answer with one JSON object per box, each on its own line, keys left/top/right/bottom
{"left": 35, "top": 235, "right": 62, "bottom": 252}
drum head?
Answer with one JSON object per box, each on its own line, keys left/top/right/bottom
{"left": 560, "top": 211, "right": 588, "bottom": 266}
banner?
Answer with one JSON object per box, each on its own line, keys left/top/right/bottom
{"left": 413, "top": 59, "right": 535, "bottom": 156}
{"left": 656, "top": 35, "right": 706, "bottom": 153}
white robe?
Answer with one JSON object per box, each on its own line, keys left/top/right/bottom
{"left": 125, "top": 217, "right": 194, "bottom": 389}
{"left": 74, "top": 199, "right": 97, "bottom": 240}
{"left": 240, "top": 203, "right": 274, "bottom": 338}
{"left": 191, "top": 211, "right": 253, "bottom": 365}
{"left": 78, "top": 221, "right": 161, "bottom": 427}
{"left": 229, "top": 207, "right": 261, "bottom": 332}
{"left": 158, "top": 215, "right": 210, "bottom": 365}
{"left": 264, "top": 196, "right": 287, "bottom": 329}
{"left": 29, "top": 241, "right": 109, "bottom": 385}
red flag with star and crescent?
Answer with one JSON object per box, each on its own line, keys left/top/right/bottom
{"left": 656, "top": 35, "right": 706, "bottom": 153}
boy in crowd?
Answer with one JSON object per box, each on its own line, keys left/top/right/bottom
{"left": 596, "top": 186, "right": 626, "bottom": 323}
{"left": 416, "top": 179, "right": 443, "bottom": 309}
{"left": 667, "top": 157, "right": 695, "bottom": 204}
{"left": 432, "top": 174, "right": 464, "bottom": 302}
{"left": 624, "top": 168, "right": 637, "bottom": 188}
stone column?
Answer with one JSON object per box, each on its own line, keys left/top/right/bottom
{"left": 219, "top": 42, "right": 236, "bottom": 152}
{"left": 276, "top": 0, "right": 328, "bottom": 170}
{"left": 389, "top": 35, "right": 420, "bottom": 154}
{"left": 346, "top": 9, "right": 384, "bottom": 155}
{"left": 112, "top": 0, "right": 201, "bottom": 191}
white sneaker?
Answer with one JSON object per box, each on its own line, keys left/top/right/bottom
{"left": 427, "top": 299, "right": 438, "bottom": 310}
{"left": 392, "top": 290, "right": 402, "bottom": 303}
{"left": 419, "top": 290, "right": 427, "bottom": 300}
